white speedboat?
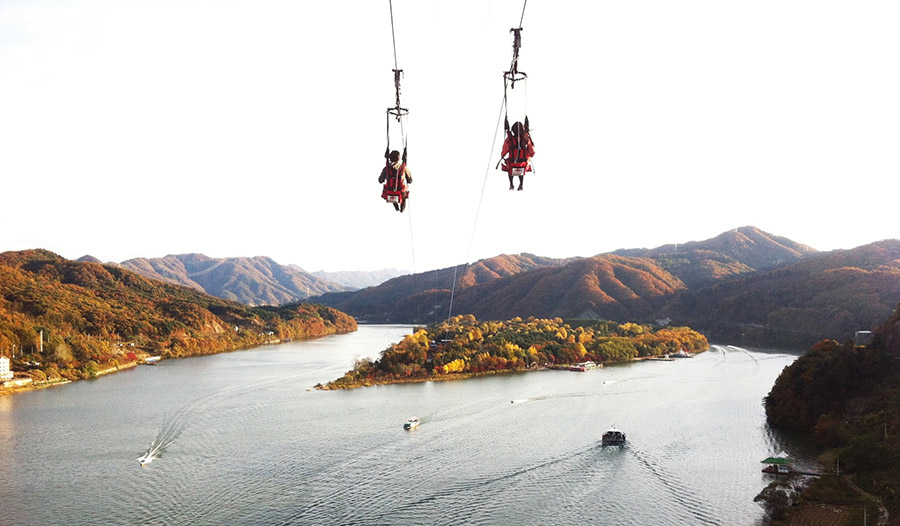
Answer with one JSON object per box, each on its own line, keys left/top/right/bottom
{"left": 601, "top": 426, "right": 626, "bottom": 446}
{"left": 403, "top": 417, "right": 420, "bottom": 430}
{"left": 137, "top": 453, "right": 154, "bottom": 467}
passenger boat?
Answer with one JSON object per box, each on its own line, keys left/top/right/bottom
{"left": 601, "top": 426, "right": 626, "bottom": 446}
{"left": 671, "top": 349, "right": 694, "bottom": 358}
{"left": 403, "top": 417, "right": 420, "bottom": 430}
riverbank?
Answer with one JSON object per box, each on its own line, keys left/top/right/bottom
{"left": 1, "top": 329, "right": 355, "bottom": 397}
{"left": 0, "top": 360, "right": 141, "bottom": 397}
{"left": 757, "top": 471, "right": 889, "bottom": 525}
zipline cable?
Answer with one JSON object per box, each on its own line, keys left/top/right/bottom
{"left": 446, "top": 0, "right": 529, "bottom": 324}
{"left": 388, "top": 0, "right": 418, "bottom": 320}
{"left": 446, "top": 94, "right": 508, "bottom": 322}
{"left": 389, "top": 0, "right": 399, "bottom": 71}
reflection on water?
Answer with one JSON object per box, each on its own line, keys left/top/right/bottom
{"left": 0, "top": 329, "right": 801, "bottom": 525}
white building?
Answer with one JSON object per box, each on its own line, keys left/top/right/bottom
{"left": 0, "top": 356, "right": 13, "bottom": 382}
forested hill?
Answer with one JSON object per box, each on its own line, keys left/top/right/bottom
{"left": 315, "top": 254, "right": 684, "bottom": 324}
{"left": 763, "top": 304, "right": 900, "bottom": 518}
{"left": 315, "top": 227, "right": 816, "bottom": 324}
{"left": 311, "top": 229, "right": 900, "bottom": 349}
{"left": 117, "top": 253, "right": 349, "bottom": 306}
{"left": 313, "top": 227, "right": 814, "bottom": 324}
{"left": 450, "top": 255, "right": 685, "bottom": 321}
{"left": 312, "top": 253, "right": 578, "bottom": 323}
{"left": 0, "top": 250, "right": 356, "bottom": 379}
{"left": 613, "top": 226, "right": 817, "bottom": 288}
{"left": 660, "top": 240, "right": 900, "bottom": 347}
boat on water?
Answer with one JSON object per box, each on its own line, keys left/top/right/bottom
{"left": 566, "top": 361, "right": 600, "bottom": 371}
{"left": 137, "top": 454, "right": 154, "bottom": 467}
{"left": 601, "top": 426, "right": 626, "bottom": 446}
{"left": 671, "top": 349, "right": 694, "bottom": 358}
{"left": 761, "top": 452, "right": 792, "bottom": 474}
{"left": 403, "top": 417, "right": 420, "bottom": 430}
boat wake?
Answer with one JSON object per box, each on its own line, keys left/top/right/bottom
{"left": 137, "top": 410, "right": 189, "bottom": 466}
{"left": 136, "top": 370, "right": 314, "bottom": 467}
{"left": 510, "top": 391, "right": 595, "bottom": 404}
{"left": 627, "top": 447, "right": 720, "bottom": 525}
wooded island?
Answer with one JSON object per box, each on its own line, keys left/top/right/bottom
{"left": 319, "top": 315, "right": 708, "bottom": 389}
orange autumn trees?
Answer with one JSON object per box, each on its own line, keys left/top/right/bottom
{"left": 323, "top": 315, "right": 708, "bottom": 388}
{"left": 0, "top": 250, "right": 357, "bottom": 382}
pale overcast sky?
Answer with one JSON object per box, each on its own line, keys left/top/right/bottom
{"left": 2, "top": 0, "right": 898, "bottom": 272}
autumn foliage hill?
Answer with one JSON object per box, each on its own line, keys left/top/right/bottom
{"left": 660, "top": 240, "right": 900, "bottom": 347}
{"left": 0, "top": 250, "right": 356, "bottom": 381}
{"left": 450, "top": 255, "right": 685, "bottom": 322}
{"left": 313, "top": 253, "right": 578, "bottom": 323}
{"left": 315, "top": 227, "right": 896, "bottom": 349}
{"left": 764, "top": 304, "right": 900, "bottom": 516}
{"left": 311, "top": 227, "right": 822, "bottom": 331}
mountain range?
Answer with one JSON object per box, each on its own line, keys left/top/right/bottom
{"left": 13, "top": 225, "right": 899, "bottom": 350}
{"left": 311, "top": 268, "right": 406, "bottom": 290}
{"left": 78, "top": 254, "right": 404, "bottom": 306}
{"left": 613, "top": 226, "right": 817, "bottom": 288}
{"left": 310, "top": 227, "right": 900, "bottom": 348}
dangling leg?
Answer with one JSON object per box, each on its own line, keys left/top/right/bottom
{"left": 517, "top": 175, "right": 524, "bottom": 191}
{"left": 400, "top": 195, "right": 407, "bottom": 213}
{"left": 393, "top": 202, "right": 400, "bottom": 211}
{"left": 508, "top": 173, "right": 514, "bottom": 190}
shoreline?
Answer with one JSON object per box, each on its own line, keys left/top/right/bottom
{"left": 1, "top": 330, "right": 354, "bottom": 397}
{"left": 317, "top": 367, "right": 532, "bottom": 390}
{"left": 0, "top": 360, "right": 141, "bottom": 397}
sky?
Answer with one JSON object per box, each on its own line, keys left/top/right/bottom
{"left": 2, "top": 0, "right": 898, "bottom": 273}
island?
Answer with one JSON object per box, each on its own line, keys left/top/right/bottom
{"left": 318, "top": 314, "right": 708, "bottom": 389}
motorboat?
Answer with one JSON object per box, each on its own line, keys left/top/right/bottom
{"left": 672, "top": 349, "right": 694, "bottom": 358}
{"left": 601, "top": 426, "right": 626, "bottom": 446}
{"left": 137, "top": 453, "right": 154, "bottom": 467}
{"left": 403, "top": 417, "right": 420, "bottom": 430}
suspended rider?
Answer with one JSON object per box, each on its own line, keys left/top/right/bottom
{"left": 500, "top": 120, "right": 535, "bottom": 191}
{"left": 379, "top": 149, "right": 413, "bottom": 212}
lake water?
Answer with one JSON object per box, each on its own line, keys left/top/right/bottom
{"left": 0, "top": 325, "right": 804, "bottom": 525}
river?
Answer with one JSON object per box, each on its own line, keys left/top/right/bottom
{"left": 0, "top": 325, "right": 804, "bottom": 525}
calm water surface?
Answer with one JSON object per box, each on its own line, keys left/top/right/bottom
{"left": 0, "top": 325, "right": 804, "bottom": 525}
